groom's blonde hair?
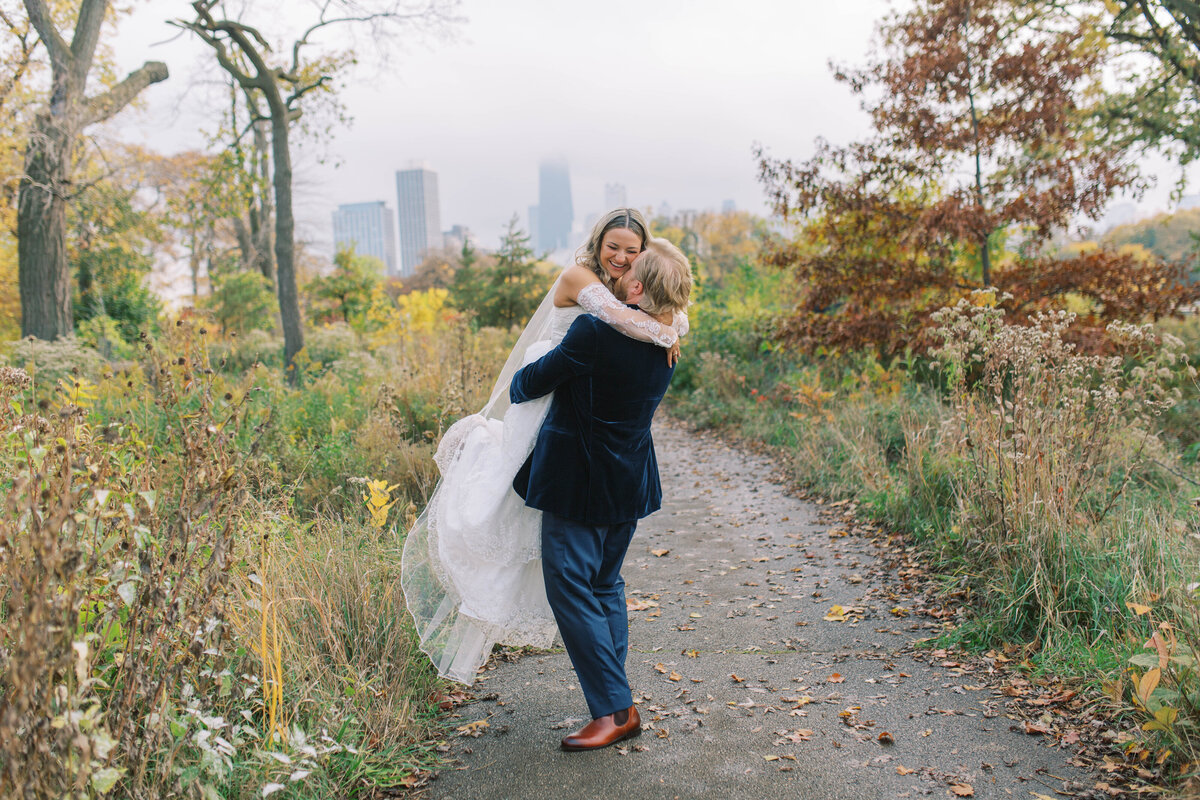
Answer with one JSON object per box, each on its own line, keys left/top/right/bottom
{"left": 631, "top": 238, "right": 692, "bottom": 316}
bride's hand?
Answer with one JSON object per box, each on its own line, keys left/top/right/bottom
{"left": 667, "top": 341, "right": 681, "bottom": 367}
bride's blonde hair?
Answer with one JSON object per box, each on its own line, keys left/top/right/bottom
{"left": 575, "top": 208, "right": 650, "bottom": 288}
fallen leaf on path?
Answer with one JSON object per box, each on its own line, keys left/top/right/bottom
{"left": 824, "top": 605, "right": 848, "bottom": 622}
{"left": 627, "top": 599, "right": 659, "bottom": 611}
{"left": 827, "top": 673, "right": 845, "bottom": 684}
{"left": 896, "top": 766, "right": 915, "bottom": 775}
{"left": 549, "top": 717, "right": 586, "bottom": 730}
{"left": 730, "top": 673, "right": 745, "bottom": 683}
{"left": 668, "top": 671, "right": 682, "bottom": 682}
{"left": 828, "top": 529, "right": 848, "bottom": 538}
{"left": 650, "top": 549, "right": 670, "bottom": 557}
{"left": 775, "top": 728, "right": 813, "bottom": 743}
{"left": 1023, "top": 721, "right": 1050, "bottom": 735}
{"left": 764, "top": 754, "right": 779, "bottom": 761}
{"left": 949, "top": 783, "right": 974, "bottom": 796}
{"left": 878, "top": 731, "right": 894, "bottom": 744}
{"left": 456, "top": 720, "right": 489, "bottom": 737}
{"left": 654, "top": 663, "right": 668, "bottom": 674}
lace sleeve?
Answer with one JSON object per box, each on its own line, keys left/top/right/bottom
{"left": 673, "top": 310, "right": 690, "bottom": 338}
{"left": 576, "top": 282, "right": 678, "bottom": 348}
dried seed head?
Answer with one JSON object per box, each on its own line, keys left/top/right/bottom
{"left": 0, "top": 366, "right": 31, "bottom": 392}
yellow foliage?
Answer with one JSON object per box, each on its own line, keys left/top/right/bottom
{"left": 0, "top": 227, "right": 18, "bottom": 340}
{"left": 366, "top": 287, "right": 454, "bottom": 350}
{"left": 396, "top": 288, "right": 450, "bottom": 331}
{"left": 56, "top": 376, "right": 99, "bottom": 409}
{"left": 362, "top": 478, "right": 400, "bottom": 530}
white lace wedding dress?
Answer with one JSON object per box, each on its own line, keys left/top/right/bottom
{"left": 400, "top": 279, "right": 684, "bottom": 683}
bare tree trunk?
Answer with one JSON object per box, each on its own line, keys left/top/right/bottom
{"left": 264, "top": 94, "right": 302, "bottom": 375}
{"left": 251, "top": 119, "right": 276, "bottom": 284}
{"left": 18, "top": 121, "right": 74, "bottom": 339}
{"left": 17, "top": 0, "right": 167, "bottom": 340}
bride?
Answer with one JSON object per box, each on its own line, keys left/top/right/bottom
{"left": 400, "top": 208, "right": 688, "bottom": 683}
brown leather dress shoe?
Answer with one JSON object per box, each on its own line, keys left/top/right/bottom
{"left": 560, "top": 705, "right": 641, "bottom": 751}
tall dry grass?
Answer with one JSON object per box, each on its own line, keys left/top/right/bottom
{"left": 0, "top": 300, "right": 517, "bottom": 798}
{"left": 930, "top": 297, "right": 1192, "bottom": 646}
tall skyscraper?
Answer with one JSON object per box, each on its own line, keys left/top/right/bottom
{"left": 331, "top": 201, "right": 397, "bottom": 275}
{"left": 395, "top": 165, "right": 442, "bottom": 276}
{"left": 536, "top": 159, "right": 573, "bottom": 253}
{"left": 604, "top": 182, "right": 627, "bottom": 211}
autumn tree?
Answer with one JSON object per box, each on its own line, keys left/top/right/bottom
{"left": 175, "top": 0, "right": 460, "bottom": 376}
{"left": 1072, "top": 1, "right": 1200, "bottom": 171}
{"left": 145, "top": 148, "right": 244, "bottom": 301}
{"left": 68, "top": 174, "right": 163, "bottom": 343}
{"left": 305, "top": 247, "right": 382, "bottom": 325}
{"left": 758, "top": 0, "right": 1198, "bottom": 356}
{"left": 17, "top": 0, "right": 168, "bottom": 340}
{"left": 450, "top": 217, "right": 548, "bottom": 328}
{"left": 651, "top": 209, "right": 764, "bottom": 288}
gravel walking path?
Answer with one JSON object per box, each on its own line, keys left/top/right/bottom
{"left": 421, "top": 420, "right": 1091, "bottom": 799}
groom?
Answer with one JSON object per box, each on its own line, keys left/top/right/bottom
{"left": 509, "top": 239, "right": 691, "bottom": 751}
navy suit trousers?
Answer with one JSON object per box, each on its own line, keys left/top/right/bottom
{"left": 541, "top": 511, "right": 637, "bottom": 719}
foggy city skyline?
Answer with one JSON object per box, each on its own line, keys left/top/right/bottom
{"left": 106, "top": 0, "right": 1196, "bottom": 258}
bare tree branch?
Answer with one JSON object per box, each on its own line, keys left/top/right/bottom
{"left": 20, "top": 0, "right": 68, "bottom": 68}
{"left": 83, "top": 60, "right": 169, "bottom": 126}
{"left": 68, "top": 0, "right": 107, "bottom": 85}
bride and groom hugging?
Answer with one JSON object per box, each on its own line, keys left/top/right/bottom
{"left": 400, "top": 208, "right": 694, "bottom": 752}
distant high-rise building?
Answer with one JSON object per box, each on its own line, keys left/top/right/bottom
{"left": 537, "top": 159, "right": 573, "bottom": 253}
{"left": 722, "top": 199, "right": 737, "bottom": 214}
{"left": 443, "top": 224, "right": 472, "bottom": 253}
{"left": 332, "top": 201, "right": 397, "bottom": 275}
{"left": 604, "top": 182, "right": 627, "bottom": 211}
{"left": 395, "top": 165, "right": 442, "bottom": 276}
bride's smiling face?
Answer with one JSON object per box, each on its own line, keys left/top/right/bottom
{"left": 599, "top": 228, "right": 643, "bottom": 283}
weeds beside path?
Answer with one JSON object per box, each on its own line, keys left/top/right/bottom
{"left": 422, "top": 421, "right": 1100, "bottom": 800}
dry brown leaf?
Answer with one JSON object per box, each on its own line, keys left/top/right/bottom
{"left": 650, "top": 549, "right": 670, "bottom": 557}
{"left": 730, "top": 673, "right": 746, "bottom": 683}
{"left": 824, "top": 605, "right": 848, "bottom": 622}
{"left": 668, "top": 671, "right": 682, "bottom": 682}
{"left": 456, "top": 719, "right": 489, "bottom": 737}
{"left": 948, "top": 783, "right": 974, "bottom": 797}
{"left": 896, "top": 765, "right": 915, "bottom": 775}
{"left": 827, "top": 673, "right": 845, "bottom": 684}
{"left": 878, "top": 731, "right": 894, "bottom": 744}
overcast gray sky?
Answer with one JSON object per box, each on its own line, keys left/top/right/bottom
{"left": 109, "top": 0, "right": 891, "bottom": 250}
{"left": 110, "top": 0, "right": 1186, "bottom": 253}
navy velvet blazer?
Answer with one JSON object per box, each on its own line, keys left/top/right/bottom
{"left": 510, "top": 313, "right": 675, "bottom": 525}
